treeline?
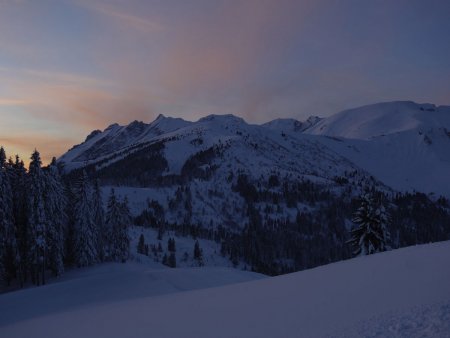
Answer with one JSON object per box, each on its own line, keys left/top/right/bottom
{"left": 0, "top": 147, "right": 130, "bottom": 289}
{"left": 134, "top": 173, "right": 450, "bottom": 276}
{"left": 227, "top": 179, "right": 450, "bottom": 275}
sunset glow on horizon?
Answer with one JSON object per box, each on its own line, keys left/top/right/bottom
{"left": 1, "top": 0, "right": 449, "bottom": 164}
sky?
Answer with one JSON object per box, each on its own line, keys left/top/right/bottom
{"left": 0, "top": 0, "right": 449, "bottom": 165}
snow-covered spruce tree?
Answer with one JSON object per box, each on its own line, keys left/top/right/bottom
{"left": 348, "top": 193, "right": 390, "bottom": 256}
{"left": 104, "top": 189, "right": 118, "bottom": 260}
{"left": 137, "top": 234, "right": 145, "bottom": 255}
{"left": 193, "top": 240, "right": 203, "bottom": 266}
{"left": 44, "top": 158, "right": 67, "bottom": 276}
{"left": 28, "top": 150, "right": 48, "bottom": 285}
{"left": 92, "top": 179, "right": 105, "bottom": 261}
{"left": 0, "top": 147, "right": 17, "bottom": 286}
{"left": 117, "top": 196, "right": 131, "bottom": 262}
{"left": 168, "top": 252, "right": 176, "bottom": 268}
{"left": 64, "top": 178, "right": 77, "bottom": 267}
{"left": 105, "top": 189, "right": 130, "bottom": 263}
{"left": 73, "top": 170, "right": 98, "bottom": 267}
{"left": 10, "top": 155, "right": 28, "bottom": 286}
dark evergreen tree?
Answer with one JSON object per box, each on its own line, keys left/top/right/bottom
{"left": 168, "top": 238, "right": 176, "bottom": 252}
{"left": 137, "top": 234, "right": 145, "bottom": 255}
{"left": 117, "top": 196, "right": 131, "bottom": 262}
{"left": 92, "top": 179, "right": 105, "bottom": 261}
{"left": 120, "top": 196, "right": 132, "bottom": 229}
{"left": 10, "top": 155, "right": 28, "bottom": 286}
{"left": 168, "top": 252, "right": 176, "bottom": 268}
{"left": 64, "top": 178, "right": 77, "bottom": 267}
{"left": 44, "top": 158, "right": 67, "bottom": 276}
{"left": 73, "top": 170, "right": 98, "bottom": 267}
{"left": 0, "top": 147, "right": 17, "bottom": 286}
{"left": 28, "top": 150, "right": 48, "bottom": 285}
{"left": 193, "top": 240, "right": 203, "bottom": 266}
{"left": 162, "top": 253, "right": 168, "bottom": 266}
{"left": 157, "top": 225, "right": 164, "bottom": 240}
{"left": 105, "top": 190, "right": 130, "bottom": 262}
{"left": 348, "top": 194, "right": 390, "bottom": 256}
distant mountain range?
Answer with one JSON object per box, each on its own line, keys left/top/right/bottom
{"left": 60, "top": 100, "right": 450, "bottom": 198}
{"left": 57, "top": 101, "right": 450, "bottom": 274}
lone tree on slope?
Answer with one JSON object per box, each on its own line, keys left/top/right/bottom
{"left": 348, "top": 193, "right": 390, "bottom": 256}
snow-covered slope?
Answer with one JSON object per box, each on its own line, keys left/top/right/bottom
{"left": 59, "top": 102, "right": 450, "bottom": 199}
{"left": 300, "top": 101, "right": 450, "bottom": 196}
{"left": 1, "top": 241, "right": 449, "bottom": 338}
{"left": 305, "top": 101, "right": 450, "bottom": 140}
{"left": 59, "top": 113, "right": 347, "bottom": 179}
{"left": 0, "top": 262, "right": 264, "bottom": 329}
{"left": 59, "top": 113, "right": 379, "bottom": 228}
{"left": 262, "top": 115, "right": 322, "bottom": 133}
{"left": 59, "top": 102, "right": 450, "bottom": 198}
{"left": 59, "top": 114, "right": 192, "bottom": 170}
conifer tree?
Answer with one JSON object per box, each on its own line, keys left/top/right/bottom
{"left": 105, "top": 190, "right": 130, "bottom": 262}
{"left": 104, "top": 189, "right": 119, "bottom": 260}
{"left": 121, "top": 196, "right": 132, "bottom": 229}
{"left": 10, "top": 155, "right": 28, "bottom": 286}
{"left": 0, "top": 147, "right": 17, "bottom": 285}
{"left": 117, "top": 196, "right": 131, "bottom": 262}
{"left": 73, "top": 170, "right": 98, "bottom": 267}
{"left": 348, "top": 194, "right": 390, "bottom": 256}
{"left": 162, "top": 253, "right": 168, "bottom": 266}
{"left": 168, "top": 238, "right": 176, "bottom": 252}
{"left": 44, "top": 158, "right": 67, "bottom": 276}
{"left": 193, "top": 240, "right": 203, "bottom": 266}
{"left": 64, "top": 179, "right": 77, "bottom": 267}
{"left": 28, "top": 150, "right": 48, "bottom": 285}
{"left": 137, "top": 234, "right": 145, "bottom": 255}
{"left": 168, "top": 252, "right": 176, "bottom": 268}
{"left": 92, "top": 179, "right": 105, "bottom": 261}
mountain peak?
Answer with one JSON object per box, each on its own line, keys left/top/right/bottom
{"left": 198, "top": 114, "right": 246, "bottom": 124}
{"left": 105, "top": 123, "right": 120, "bottom": 131}
{"left": 127, "top": 120, "right": 146, "bottom": 128}
{"left": 84, "top": 129, "right": 102, "bottom": 142}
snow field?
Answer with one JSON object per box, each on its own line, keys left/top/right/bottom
{"left": 1, "top": 241, "right": 449, "bottom": 338}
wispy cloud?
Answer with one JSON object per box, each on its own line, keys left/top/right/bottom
{"left": 75, "top": 0, "right": 163, "bottom": 33}
{"left": 0, "top": 98, "right": 28, "bottom": 106}
{"left": 152, "top": 0, "right": 317, "bottom": 119}
{"left": 0, "top": 0, "right": 449, "bottom": 163}
{"left": 1, "top": 65, "right": 158, "bottom": 128}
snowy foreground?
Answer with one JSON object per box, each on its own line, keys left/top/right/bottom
{"left": 1, "top": 242, "right": 450, "bottom": 338}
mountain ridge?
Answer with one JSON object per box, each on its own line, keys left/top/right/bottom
{"left": 59, "top": 100, "right": 450, "bottom": 198}
{"left": 304, "top": 100, "right": 450, "bottom": 140}
{"left": 53, "top": 100, "right": 450, "bottom": 275}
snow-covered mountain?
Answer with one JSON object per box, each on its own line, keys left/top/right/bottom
{"left": 60, "top": 113, "right": 341, "bottom": 179}
{"left": 60, "top": 114, "right": 192, "bottom": 167}
{"left": 300, "top": 101, "right": 450, "bottom": 196}
{"left": 305, "top": 101, "right": 450, "bottom": 139}
{"left": 57, "top": 101, "right": 450, "bottom": 274}
{"left": 59, "top": 112, "right": 378, "bottom": 222}
{"left": 59, "top": 100, "right": 450, "bottom": 198}
{"left": 2, "top": 240, "right": 449, "bottom": 338}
